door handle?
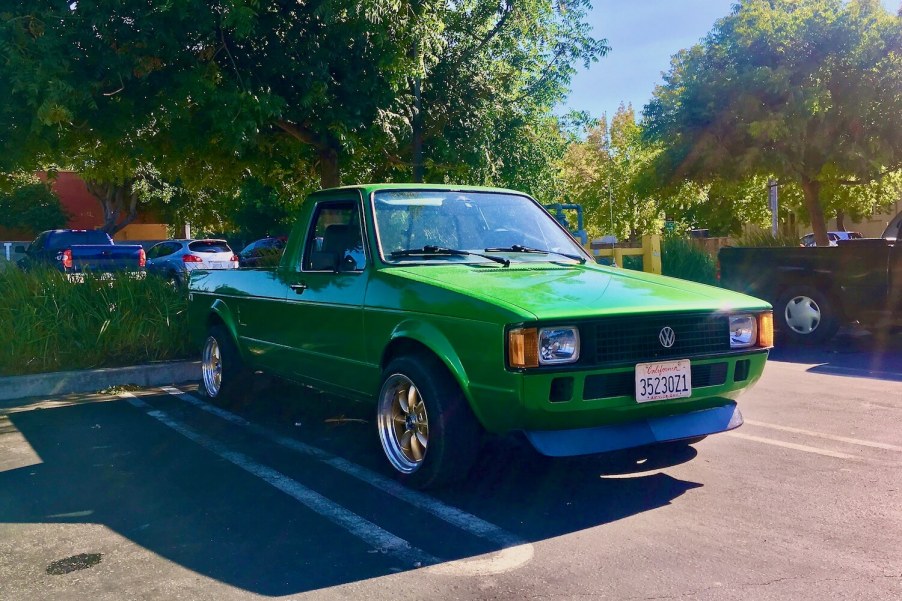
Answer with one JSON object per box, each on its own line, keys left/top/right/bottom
{"left": 290, "top": 282, "right": 308, "bottom": 294}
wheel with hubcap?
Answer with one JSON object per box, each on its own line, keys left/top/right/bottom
{"left": 377, "top": 355, "right": 482, "bottom": 489}
{"left": 776, "top": 285, "right": 840, "bottom": 344}
{"left": 201, "top": 325, "right": 251, "bottom": 402}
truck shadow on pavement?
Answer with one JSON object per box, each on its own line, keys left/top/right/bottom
{"left": 0, "top": 395, "right": 702, "bottom": 596}
{"left": 768, "top": 327, "right": 902, "bottom": 382}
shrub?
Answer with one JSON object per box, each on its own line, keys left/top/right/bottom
{"left": 0, "top": 180, "right": 69, "bottom": 235}
{"left": 661, "top": 238, "right": 717, "bottom": 286}
{"left": 734, "top": 230, "right": 799, "bottom": 247}
{"left": 0, "top": 268, "right": 191, "bottom": 376}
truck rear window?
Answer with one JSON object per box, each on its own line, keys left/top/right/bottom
{"left": 188, "top": 241, "right": 232, "bottom": 253}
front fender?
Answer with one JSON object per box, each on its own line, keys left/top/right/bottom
{"left": 387, "top": 319, "right": 477, "bottom": 404}
{"left": 200, "top": 298, "right": 245, "bottom": 360}
{"left": 209, "top": 299, "right": 239, "bottom": 338}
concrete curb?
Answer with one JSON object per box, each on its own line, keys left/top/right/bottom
{"left": 0, "top": 361, "right": 201, "bottom": 403}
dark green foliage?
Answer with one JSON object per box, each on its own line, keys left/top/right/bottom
{"left": 0, "top": 181, "right": 68, "bottom": 235}
{"left": 0, "top": 269, "right": 190, "bottom": 376}
{"left": 661, "top": 238, "right": 717, "bottom": 286}
{"left": 621, "top": 255, "right": 644, "bottom": 271}
{"left": 229, "top": 179, "right": 303, "bottom": 242}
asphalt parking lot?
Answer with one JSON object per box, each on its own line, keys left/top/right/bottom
{"left": 1, "top": 330, "right": 900, "bottom": 600}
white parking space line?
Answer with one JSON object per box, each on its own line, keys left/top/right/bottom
{"left": 744, "top": 419, "right": 902, "bottom": 453}
{"left": 728, "top": 432, "right": 856, "bottom": 460}
{"left": 159, "top": 386, "right": 534, "bottom": 576}
{"left": 120, "top": 393, "right": 437, "bottom": 568}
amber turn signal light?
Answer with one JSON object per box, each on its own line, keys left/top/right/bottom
{"left": 758, "top": 312, "right": 774, "bottom": 348}
{"left": 509, "top": 327, "right": 539, "bottom": 368}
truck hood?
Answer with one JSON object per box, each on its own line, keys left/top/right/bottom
{"left": 391, "top": 262, "right": 770, "bottom": 320}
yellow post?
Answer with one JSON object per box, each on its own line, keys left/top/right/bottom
{"left": 642, "top": 234, "right": 662, "bottom": 275}
{"left": 613, "top": 247, "right": 624, "bottom": 268}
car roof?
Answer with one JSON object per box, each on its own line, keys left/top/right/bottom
{"left": 154, "top": 239, "right": 228, "bottom": 244}
{"left": 312, "top": 183, "right": 527, "bottom": 196}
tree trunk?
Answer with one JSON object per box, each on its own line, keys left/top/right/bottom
{"left": 318, "top": 148, "right": 341, "bottom": 188}
{"left": 835, "top": 210, "right": 845, "bottom": 231}
{"left": 800, "top": 177, "right": 829, "bottom": 246}
{"left": 85, "top": 180, "right": 139, "bottom": 236}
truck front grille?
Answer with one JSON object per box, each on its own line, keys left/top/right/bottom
{"left": 589, "top": 313, "right": 730, "bottom": 366}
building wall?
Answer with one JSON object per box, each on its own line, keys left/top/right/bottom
{"left": 37, "top": 171, "right": 105, "bottom": 230}
{"left": 34, "top": 171, "right": 168, "bottom": 240}
{"left": 742, "top": 200, "right": 901, "bottom": 240}
{"left": 113, "top": 224, "right": 168, "bottom": 241}
{"left": 825, "top": 201, "right": 901, "bottom": 238}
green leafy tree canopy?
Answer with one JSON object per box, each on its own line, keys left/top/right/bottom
{"left": 644, "top": 0, "right": 902, "bottom": 246}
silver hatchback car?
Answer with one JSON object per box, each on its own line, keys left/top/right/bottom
{"left": 145, "top": 239, "right": 239, "bottom": 286}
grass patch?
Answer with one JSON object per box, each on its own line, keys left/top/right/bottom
{"left": 661, "top": 238, "right": 717, "bottom": 286}
{"left": 734, "top": 230, "right": 799, "bottom": 247}
{"left": 0, "top": 268, "right": 190, "bottom": 376}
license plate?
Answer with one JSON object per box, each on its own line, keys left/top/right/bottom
{"left": 635, "top": 359, "right": 692, "bottom": 403}
{"left": 206, "top": 261, "right": 228, "bottom": 269}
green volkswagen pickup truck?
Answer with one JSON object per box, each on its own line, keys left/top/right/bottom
{"left": 187, "top": 184, "right": 773, "bottom": 488}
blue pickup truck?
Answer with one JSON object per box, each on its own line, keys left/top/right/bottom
{"left": 16, "top": 230, "right": 146, "bottom": 276}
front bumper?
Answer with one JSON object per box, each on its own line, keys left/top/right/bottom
{"left": 524, "top": 402, "right": 743, "bottom": 457}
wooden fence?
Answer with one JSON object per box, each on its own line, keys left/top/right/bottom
{"left": 588, "top": 235, "right": 662, "bottom": 275}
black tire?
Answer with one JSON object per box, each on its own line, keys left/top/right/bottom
{"left": 776, "top": 285, "right": 840, "bottom": 345}
{"left": 167, "top": 272, "right": 183, "bottom": 289}
{"left": 376, "top": 355, "right": 483, "bottom": 489}
{"left": 200, "top": 324, "right": 252, "bottom": 403}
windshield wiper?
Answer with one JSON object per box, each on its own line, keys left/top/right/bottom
{"left": 390, "top": 245, "right": 510, "bottom": 267}
{"left": 484, "top": 244, "right": 586, "bottom": 264}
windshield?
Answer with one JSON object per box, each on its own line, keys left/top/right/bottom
{"left": 373, "top": 190, "right": 588, "bottom": 264}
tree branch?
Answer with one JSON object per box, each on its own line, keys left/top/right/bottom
{"left": 836, "top": 166, "right": 902, "bottom": 186}
{"left": 511, "top": 45, "right": 569, "bottom": 103}
{"left": 473, "top": 0, "right": 515, "bottom": 54}
{"left": 383, "top": 149, "right": 409, "bottom": 166}
{"left": 220, "top": 27, "right": 245, "bottom": 93}
{"left": 102, "top": 74, "right": 125, "bottom": 96}
{"left": 275, "top": 120, "right": 325, "bottom": 149}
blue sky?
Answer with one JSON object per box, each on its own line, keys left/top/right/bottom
{"left": 564, "top": 0, "right": 901, "bottom": 120}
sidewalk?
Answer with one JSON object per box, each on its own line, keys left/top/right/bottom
{"left": 0, "top": 361, "right": 200, "bottom": 403}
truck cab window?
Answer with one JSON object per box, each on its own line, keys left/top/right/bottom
{"left": 302, "top": 202, "right": 366, "bottom": 272}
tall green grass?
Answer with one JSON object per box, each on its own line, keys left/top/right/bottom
{"left": 661, "top": 238, "right": 717, "bottom": 286}
{"left": 734, "top": 230, "right": 800, "bottom": 247}
{"left": 0, "top": 268, "right": 191, "bottom": 376}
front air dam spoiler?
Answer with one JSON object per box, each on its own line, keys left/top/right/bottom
{"left": 524, "top": 402, "right": 743, "bottom": 457}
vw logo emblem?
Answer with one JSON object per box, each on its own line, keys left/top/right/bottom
{"left": 659, "top": 326, "right": 676, "bottom": 348}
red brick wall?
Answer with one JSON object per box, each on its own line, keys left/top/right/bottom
{"left": 37, "top": 171, "right": 104, "bottom": 229}
{"left": 36, "top": 172, "right": 163, "bottom": 228}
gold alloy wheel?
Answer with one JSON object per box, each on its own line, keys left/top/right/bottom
{"left": 378, "top": 374, "right": 429, "bottom": 474}
{"left": 201, "top": 336, "right": 222, "bottom": 397}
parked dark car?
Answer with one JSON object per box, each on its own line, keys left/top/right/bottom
{"left": 16, "top": 229, "right": 145, "bottom": 276}
{"left": 145, "top": 239, "right": 239, "bottom": 287}
{"left": 800, "top": 231, "right": 862, "bottom": 247}
{"left": 238, "top": 236, "right": 287, "bottom": 267}
{"left": 719, "top": 239, "right": 902, "bottom": 343}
